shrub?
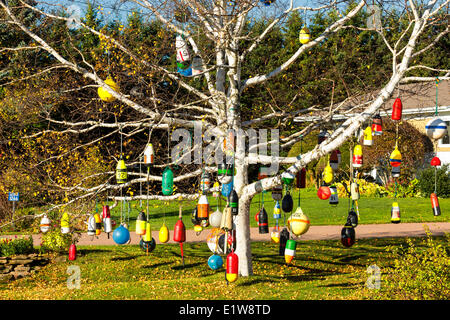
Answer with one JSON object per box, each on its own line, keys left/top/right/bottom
{"left": 417, "top": 164, "right": 450, "bottom": 198}
{"left": 370, "top": 230, "right": 450, "bottom": 299}
{"left": 0, "top": 235, "right": 35, "bottom": 257}
{"left": 40, "top": 229, "right": 72, "bottom": 253}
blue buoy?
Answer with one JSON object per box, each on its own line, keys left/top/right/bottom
{"left": 221, "top": 180, "right": 233, "bottom": 198}
{"left": 207, "top": 254, "right": 224, "bottom": 270}
{"left": 113, "top": 224, "right": 130, "bottom": 245}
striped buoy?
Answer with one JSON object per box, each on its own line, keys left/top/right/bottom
{"left": 284, "top": 239, "right": 296, "bottom": 264}
{"left": 425, "top": 118, "right": 447, "bottom": 140}
{"left": 389, "top": 146, "right": 402, "bottom": 167}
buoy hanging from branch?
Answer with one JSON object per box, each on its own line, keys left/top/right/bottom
{"left": 226, "top": 251, "right": 239, "bottom": 283}
{"left": 173, "top": 206, "right": 186, "bottom": 267}
{"left": 116, "top": 158, "right": 127, "bottom": 184}
{"left": 159, "top": 223, "right": 169, "bottom": 243}
{"left": 352, "top": 145, "right": 363, "bottom": 168}
{"left": 299, "top": 27, "right": 311, "bottom": 44}
{"left": 391, "top": 98, "right": 403, "bottom": 121}
{"left": 363, "top": 126, "right": 373, "bottom": 146}
{"left": 98, "top": 77, "right": 119, "bottom": 102}
{"left": 61, "top": 212, "right": 70, "bottom": 234}
{"left": 425, "top": 118, "right": 447, "bottom": 140}
{"left": 40, "top": 214, "right": 51, "bottom": 233}
{"left": 284, "top": 239, "right": 297, "bottom": 264}
{"left": 143, "top": 143, "right": 154, "bottom": 166}
{"left": 162, "top": 167, "right": 174, "bottom": 196}
{"left": 390, "top": 202, "right": 401, "bottom": 224}
{"left": 102, "top": 205, "right": 112, "bottom": 236}
{"left": 341, "top": 223, "right": 356, "bottom": 248}
{"left": 430, "top": 193, "right": 441, "bottom": 216}
{"left": 287, "top": 207, "right": 310, "bottom": 236}
{"left": 371, "top": 114, "right": 383, "bottom": 136}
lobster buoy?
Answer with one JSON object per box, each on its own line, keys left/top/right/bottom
{"left": 271, "top": 185, "right": 283, "bottom": 201}
{"left": 389, "top": 146, "right": 402, "bottom": 167}
{"left": 220, "top": 207, "right": 233, "bottom": 231}
{"left": 271, "top": 227, "right": 280, "bottom": 243}
{"left": 221, "top": 180, "right": 234, "bottom": 198}
{"left": 212, "top": 181, "right": 220, "bottom": 198}
{"left": 135, "top": 211, "right": 147, "bottom": 236}
{"left": 159, "top": 222, "right": 169, "bottom": 243}
{"left": 351, "top": 182, "right": 360, "bottom": 200}
{"left": 68, "top": 244, "right": 77, "bottom": 261}
{"left": 391, "top": 98, "right": 402, "bottom": 121}
{"left": 257, "top": 207, "right": 269, "bottom": 234}
{"left": 330, "top": 150, "right": 339, "bottom": 171}
{"left": 173, "top": 216, "right": 186, "bottom": 243}
{"left": 391, "top": 202, "right": 401, "bottom": 224}
{"left": 197, "top": 194, "right": 210, "bottom": 221}
{"left": 284, "top": 239, "right": 296, "bottom": 264}
{"left": 425, "top": 118, "right": 447, "bottom": 140}
{"left": 329, "top": 185, "right": 339, "bottom": 205}
{"left": 430, "top": 193, "right": 441, "bottom": 216}
{"left": 94, "top": 213, "right": 102, "bottom": 236}
{"left": 273, "top": 201, "right": 281, "bottom": 220}
{"left": 116, "top": 159, "right": 127, "bottom": 184}
{"left": 363, "top": 126, "right": 373, "bottom": 146}
{"left": 208, "top": 254, "right": 223, "bottom": 270}
{"left": 200, "top": 172, "right": 211, "bottom": 193}
{"left": 209, "top": 209, "right": 222, "bottom": 228}
{"left": 140, "top": 237, "right": 156, "bottom": 252}
{"left": 229, "top": 189, "right": 239, "bottom": 215}
{"left": 113, "top": 224, "right": 130, "bottom": 245}
{"left": 176, "top": 34, "right": 191, "bottom": 63}
{"left": 143, "top": 143, "right": 154, "bottom": 166}
{"left": 98, "top": 77, "right": 119, "bottom": 102}
{"left": 87, "top": 214, "right": 96, "bottom": 236}
{"left": 299, "top": 27, "right": 311, "bottom": 44}
{"left": 341, "top": 223, "right": 356, "bottom": 248}
{"left": 317, "top": 186, "right": 331, "bottom": 200}
{"left": 430, "top": 156, "right": 441, "bottom": 167}
{"left": 281, "top": 171, "right": 295, "bottom": 186}
{"left": 162, "top": 167, "right": 174, "bottom": 196}
{"left": 322, "top": 163, "right": 333, "bottom": 185}
{"left": 206, "top": 228, "right": 235, "bottom": 254}
{"left": 352, "top": 145, "right": 363, "bottom": 168}
{"left": 191, "top": 55, "right": 204, "bottom": 76}
{"left": 347, "top": 209, "right": 358, "bottom": 228}
{"left": 61, "top": 212, "right": 70, "bottom": 234}
{"left": 102, "top": 205, "right": 112, "bottom": 234}
{"left": 279, "top": 227, "right": 290, "bottom": 256}
{"left": 296, "top": 167, "right": 306, "bottom": 188}
{"left": 281, "top": 192, "right": 293, "bottom": 212}
{"left": 287, "top": 207, "right": 310, "bottom": 236}
{"left": 226, "top": 252, "right": 239, "bottom": 283}
{"left": 372, "top": 114, "right": 383, "bottom": 136}
{"left": 218, "top": 164, "right": 234, "bottom": 185}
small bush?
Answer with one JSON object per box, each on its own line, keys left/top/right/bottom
{"left": 370, "top": 230, "right": 450, "bottom": 300}
{"left": 417, "top": 164, "right": 450, "bottom": 198}
{"left": 40, "top": 229, "right": 72, "bottom": 253}
{"left": 0, "top": 235, "right": 35, "bottom": 257}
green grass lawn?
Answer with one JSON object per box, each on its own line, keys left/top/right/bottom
{"left": 0, "top": 236, "right": 447, "bottom": 300}
{"left": 105, "top": 188, "right": 449, "bottom": 232}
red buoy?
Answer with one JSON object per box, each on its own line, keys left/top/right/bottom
{"left": 173, "top": 207, "right": 186, "bottom": 266}
{"left": 430, "top": 156, "right": 441, "bottom": 167}
{"left": 68, "top": 243, "right": 77, "bottom": 261}
{"left": 296, "top": 167, "right": 306, "bottom": 189}
{"left": 430, "top": 193, "right": 441, "bottom": 216}
{"left": 317, "top": 186, "right": 331, "bottom": 200}
{"left": 226, "top": 251, "right": 239, "bottom": 283}
{"left": 391, "top": 98, "right": 402, "bottom": 121}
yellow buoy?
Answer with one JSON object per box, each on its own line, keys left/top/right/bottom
{"left": 322, "top": 163, "right": 334, "bottom": 184}
{"left": 287, "top": 207, "right": 310, "bottom": 236}
{"left": 61, "top": 212, "right": 70, "bottom": 234}
{"left": 98, "top": 77, "right": 119, "bottom": 102}
{"left": 159, "top": 222, "right": 169, "bottom": 243}
{"left": 299, "top": 27, "right": 311, "bottom": 44}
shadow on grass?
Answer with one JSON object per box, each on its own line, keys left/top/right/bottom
{"left": 171, "top": 262, "right": 203, "bottom": 270}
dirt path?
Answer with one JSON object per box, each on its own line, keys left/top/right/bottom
{"left": 22, "top": 222, "right": 450, "bottom": 246}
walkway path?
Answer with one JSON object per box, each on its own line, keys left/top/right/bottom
{"left": 24, "top": 222, "right": 450, "bottom": 246}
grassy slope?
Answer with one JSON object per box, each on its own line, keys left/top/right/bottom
{"left": 0, "top": 236, "right": 446, "bottom": 300}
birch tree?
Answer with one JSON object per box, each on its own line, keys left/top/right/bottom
{"left": 0, "top": 0, "right": 449, "bottom": 277}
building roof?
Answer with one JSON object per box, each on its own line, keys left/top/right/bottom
{"left": 294, "top": 79, "right": 450, "bottom": 122}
